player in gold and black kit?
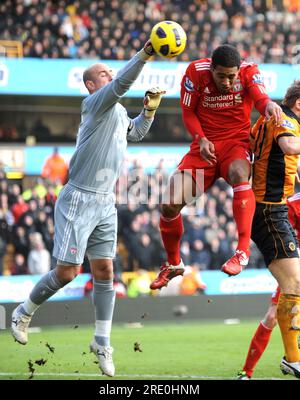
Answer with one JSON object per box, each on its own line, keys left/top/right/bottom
{"left": 250, "top": 80, "right": 300, "bottom": 378}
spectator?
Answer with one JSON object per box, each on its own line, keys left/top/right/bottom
{"left": 179, "top": 265, "right": 206, "bottom": 296}
{"left": 31, "top": 118, "right": 51, "bottom": 141}
{"left": 45, "top": 185, "right": 57, "bottom": 207}
{"left": 208, "top": 237, "right": 228, "bottom": 270}
{"left": 35, "top": 211, "right": 54, "bottom": 252}
{"left": 23, "top": 199, "right": 39, "bottom": 221}
{"left": 11, "top": 254, "right": 28, "bottom": 275}
{"left": 190, "top": 239, "right": 211, "bottom": 270}
{"left": 19, "top": 214, "right": 36, "bottom": 237}
{"left": 0, "top": 209, "right": 9, "bottom": 244}
{"left": 0, "top": 234, "right": 7, "bottom": 275}
{"left": 127, "top": 270, "right": 152, "bottom": 298}
{"left": 0, "top": 179, "right": 8, "bottom": 196}
{"left": 11, "top": 195, "right": 29, "bottom": 224}
{"left": 123, "top": 216, "right": 144, "bottom": 269}
{"left": 27, "top": 232, "right": 51, "bottom": 275}
{"left": 132, "top": 233, "right": 157, "bottom": 270}
{"left": 41, "top": 147, "right": 68, "bottom": 184}
{"left": 12, "top": 226, "right": 28, "bottom": 256}
{"left": 7, "top": 184, "right": 21, "bottom": 207}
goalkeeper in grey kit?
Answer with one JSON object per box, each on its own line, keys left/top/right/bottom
{"left": 11, "top": 41, "right": 165, "bottom": 377}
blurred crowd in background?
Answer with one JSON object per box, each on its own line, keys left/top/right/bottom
{"left": 1, "top": 0, "right": 298, "bottom": 296}
{"left": 0, "top": 156, "right": 267, "bottom": 280}
{"left": 1, "top": 0, "right": 299, "bottom": 142}
{"left": 1, "top": 0, "right": 299, "bottom": 63}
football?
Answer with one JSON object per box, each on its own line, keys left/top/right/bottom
{"left": 150, "top": 20, "right": 187, "bottom": 59}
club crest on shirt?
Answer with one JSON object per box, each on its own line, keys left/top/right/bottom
{"left": 184, "top": 77, "right": 194, "bottom": 92}
{"left": 281, "top": 119, "right": 295, "bottom": 130}
{"left": 233, "top": 80, "right": 243, "bottom": 92}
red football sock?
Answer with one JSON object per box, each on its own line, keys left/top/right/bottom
{"left": 232, "top": 182, "right": 256, "bottom": 254}
{"left": 242, "top": 321, "right": 273, "bottom": 377}
{"left": 160, "top": 214, "right": 184, "bottom": 266}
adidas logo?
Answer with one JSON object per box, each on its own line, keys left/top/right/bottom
{"left": 204, "top": 87, "right": 210, "bottom": 93}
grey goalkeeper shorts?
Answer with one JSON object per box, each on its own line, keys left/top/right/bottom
{"left": 53, "top": 183, "right": 117, "bottom": 265}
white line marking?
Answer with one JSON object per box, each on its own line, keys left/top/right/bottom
{"left": 0, "top": 372, "right": 286, "bottom": 380}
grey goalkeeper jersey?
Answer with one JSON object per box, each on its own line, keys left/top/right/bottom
{"left": 68, "top": 51, "right": 153, "bottom": 194}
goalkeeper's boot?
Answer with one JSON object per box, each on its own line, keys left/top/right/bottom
{"left": 11, "top": 305, "right": 32, "bottom": 345}
{"left": 280, "top": 357, "right": 300, "bottom": 379}
{"left": 236, "top": 371, "right": 251, "bottom": 380}
{"left": 90, "top": 340, "right": 115, "bottom": 377}
{"left": 221, "top": 250, "right": 249, "bottom": 276}
{"left": 150, "top": 260, "right": 185, "bottom": 290}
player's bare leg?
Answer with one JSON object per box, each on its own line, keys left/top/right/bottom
{"left": 221, "top": 158, "right": 255, "bottom": 276}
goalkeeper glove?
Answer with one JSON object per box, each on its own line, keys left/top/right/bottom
{"left": 143, "top": 87, "right": 166, "bottom": 118}
{"left": 140, "top": 40, "right": 156, "bottom": 61}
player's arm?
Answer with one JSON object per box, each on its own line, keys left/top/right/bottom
{"left": 180, "top": 64, "right": 204, "bottom": 139}
{"left": 84, "top": 42, "right": 155, "bottom": 117}
{"left": 127, "top": 87, "right": 165, "bottom": 142}
{"left": 181, "top": 64, "right": 216, "bottom": 164}
{"left": 278, "top": 135, "right": 300, "bottom": 154}
{"left": 274, "top": 114, "right": 300, "bottom": 154}
{"left": 246, "top": 66, "right": 282, "bottom": 126}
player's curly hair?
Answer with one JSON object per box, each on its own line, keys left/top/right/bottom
{"left": 282, "top": 80, "right": 300, "bottom": 109}
{"left": 211, "top": 44, "right": 241, "bottom": 69}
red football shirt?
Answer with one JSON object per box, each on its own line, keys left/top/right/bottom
{"left": 180, "top": 58, "right": 270, "bottom": 154}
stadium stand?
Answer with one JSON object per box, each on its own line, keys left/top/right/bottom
{"left": 0, "top": 0, "right": 299, "bottom": 144}
{"left": 0, "top": 0, "right": 299, "bottom": 63}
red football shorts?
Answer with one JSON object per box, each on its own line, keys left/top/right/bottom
{"left": 177, "top": 140, "right": 251, "bottom": 191}
{"left": 270, "top": 286, "right": 281, "bottom": 305}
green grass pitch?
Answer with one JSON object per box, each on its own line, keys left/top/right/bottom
{"left": 0, "top": 320, "right": 295, "bottom": 380}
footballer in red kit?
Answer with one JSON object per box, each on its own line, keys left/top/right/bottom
{"left": 150, "top": 44, "right": 282, "bottom": 290}
{"left": 178, "top": 58, "right": 271, "bottom": 186}
{"left": 182, "top": 60, "right": 269, "bottom": 148}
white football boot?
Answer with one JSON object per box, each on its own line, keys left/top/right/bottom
{"left": 236, "top": 371, "right": 251, "bottom": 380}
{"left": 280, "top": 357, "right": 300, "bottom": 379}
{"left": 90, "top": 340, "right": 115, "bottom": 377}
{"left": 11, "top": 305, "right": 32, "bottom": 345}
